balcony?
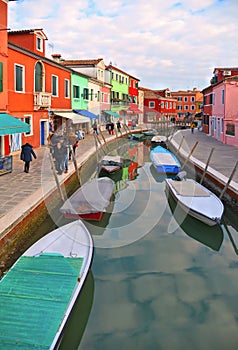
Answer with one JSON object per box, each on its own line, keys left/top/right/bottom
{"left": 34, "top": 92, "right": 52, "bottom": 110}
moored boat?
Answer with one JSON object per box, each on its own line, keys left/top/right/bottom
{"left": 151, "top": 135, "right": 168, "bottom": 149}
{"left": 0, "top": 220, "right": 93, "bottom": 350}
{"left": 165, "top": 176, "right": 224, "bottom": 226}
{"left": 150, "top": 146, "right": 181, "bottom": 174}
{"left": 99, "top": 155, "right": 123, "bottom": 174}
{"left": 60, "top": 177, "right": 115, "bottom": 221}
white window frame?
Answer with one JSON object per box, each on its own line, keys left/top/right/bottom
{"left": 52, "top": 75, "right": 58, "bottom": 97}
{"left": 191, "top": 96, "right": 195, "bottom": 102}
{"left": 184, "top": 105, "right": 189, "bottom": 110}
{"left": 14, "top": 63, "right": 25, "bottom": 93}
{"left": 24, "top": 114, "right": 33, "bottom": 136}
{"left": 36, "top": 36, "right": 43, "bottom": 52}
{"left": 190, "top": 105, "right": 195, "bottom": 110}
{"left": 184, "top": 96, "right": 188, "bottom": 102}
{"left": 64, "top": 79, "right": 70, "bottom": 98}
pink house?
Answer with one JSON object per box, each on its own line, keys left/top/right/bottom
{"left": 212, "top": 76, "right": 238, "bottom": 147}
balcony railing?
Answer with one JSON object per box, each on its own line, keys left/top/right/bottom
{"left": 34, "top": 92, "right": 52, "bottom": 110}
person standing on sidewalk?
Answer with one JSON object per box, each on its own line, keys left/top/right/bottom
{"left": 20, "top": 143, "right": 37, "bottom": 173}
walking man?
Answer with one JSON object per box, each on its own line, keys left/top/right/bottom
{"left": 20, "top": 143, "right": 37, "bottom": 173}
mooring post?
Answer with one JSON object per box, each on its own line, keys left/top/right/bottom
{"left": 175, "top": 135, "right": 185, "bottom": 156}
{"left": 71, "top": 145, "right": 81, "bottom": 186}
{"left": 219, "top": 160, "right": 238, "bottom": 199}
{"left": 180, "top": 141, "right": 199, "bottom": 171}
{"left": 48, "top": 152, "right": 66, "bottom": 201}
{"left": 200, "top": 147, "right": 215, "bottom": 184}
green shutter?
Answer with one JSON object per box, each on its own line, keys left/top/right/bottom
{"left": 0, "top": 62, "right": 3, "bottom": 92}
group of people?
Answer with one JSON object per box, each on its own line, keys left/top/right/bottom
{"left": 48, "top": 131, "right": 79, "bottom": 175}
{"left": 105, "top": 120, "right": 122, "bottom": 135}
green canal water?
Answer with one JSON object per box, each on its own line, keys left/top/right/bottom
{"left": 49, "top": 140, "right": 238, "bottom": 349}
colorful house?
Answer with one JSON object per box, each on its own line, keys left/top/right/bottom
{"left": 171, "top": 88, "right": 201, "bottom": 122}
{"left": 0, "top": 0, "right": 30, "bottom": 156}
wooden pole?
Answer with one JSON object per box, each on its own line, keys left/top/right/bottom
{"left": 180, "top": 141, "right": 199, "bottom": 171}
{"left": 200, "top": 147, "right": 214, "bottom": 184}
{"left": 71, "top": 145, "right": 81, "bottom": 186}
{"left": 175, "top": 135, "right": 185, "bottom": 156}
{"left": 219, "top": 160, "right": 238, "bottom": 199}
{"left": 48, "top": 152, "right": 66, "bottom": 201}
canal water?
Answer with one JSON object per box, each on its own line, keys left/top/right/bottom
{"left": 51, "top": 139, "right": 238, "bottom": 350}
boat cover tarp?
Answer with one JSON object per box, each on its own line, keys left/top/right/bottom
{"left": 60, "top": 177, "right": 115, "bottom": 215}
{"left": 168, "top": 179, "right": 210, "bottom": 197}
{"left": 152, "top": 153, "right": 178, "bottom": 166}
{"left": 0, "top": 254, "right": 83, "bottom": 349}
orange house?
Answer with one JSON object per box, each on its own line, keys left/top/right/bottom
{"left": 7, "top": 29, "right": 72, "bottom": 148}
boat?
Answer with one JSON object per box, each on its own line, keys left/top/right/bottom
{"left": 150, "top": 146, "right": 181, "bottom": 174}
{"left": 60, "top": 177, "right": 115, "bottom": 221}
{"left": 167, "top": 192, "right": 224, "bottom": 251}
{"left": 0, "top": 220, "right": 93, "bottom": 350}
{"left": 151, "top": 135, "right": 168, "bottom": 149}
{"left": 143, "top": 129, "right": 158, "bottom": 137}
{"left": 128, "top": 133, "right": 144, "bottom": 141}
{"left": 165, "top": 175, "right": 224, "bottom": 226}
{"left": 99, "top": 155, "right": 123, "bottom": 174}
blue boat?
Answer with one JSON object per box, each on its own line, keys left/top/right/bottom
{"left": 150, "top": 146, "right": 181, "bottom": 175}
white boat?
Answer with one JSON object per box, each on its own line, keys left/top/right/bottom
{"left": 165, "top": 177, "right": 224, "bottom": 226}
{"left": 60, "top": 177, "right": 115, "bottom": 221}
{"left": 0, "top": 220, "right": 93, "bottom": 350}
{"left": 100, "top": 155, "right": 123, "bottom": 174}
{"left": 151, "top": 135, "right": 168, "bottom": 149}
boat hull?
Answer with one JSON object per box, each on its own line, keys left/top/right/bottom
{"left": 165, "top": 178, "right": 224, "bottom": 226}
{"left": 150, "top": 146, "right": 181, "bottom": 175}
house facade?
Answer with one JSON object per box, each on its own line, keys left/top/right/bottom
{"left": 202, "top": 67, "right": 238, "bottom": 146}
{"left": 171, "top": 88, "right": 202, "bottom": 122}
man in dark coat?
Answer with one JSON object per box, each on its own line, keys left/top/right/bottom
{"left": 20, "top": 143, "right": 37, "bottom": 173}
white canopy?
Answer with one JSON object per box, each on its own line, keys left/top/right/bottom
{"left": 56, "top": 112, "right": 90, "bottom": 124}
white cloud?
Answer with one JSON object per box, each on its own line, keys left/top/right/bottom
{"left": 7, "top": 0, "right": 238, "bottom": 91}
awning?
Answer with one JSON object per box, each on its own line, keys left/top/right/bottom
{"left": 0, "top": 113, "right": 30, "bottom": 136}
{"left": 55, "top": 112, "right": 90, "bottom": 124}
{"left": 103, "top": 110, "right": 121, "bottom": 118}
{"left": 74, "top": 109, "right": 99, "bottom": 120}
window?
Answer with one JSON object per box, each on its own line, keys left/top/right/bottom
{"left": 191, "top": 96, "right": 195, "bottom": 102}
{"left": 177, "top": 105, "right": 182, "bottom": 110}
{"left": 64, "top": 79, "right": 70, "bottom": 98}
{"left": 116, "top": 74, "right": 118, "bottom": 81}
{"left": 184, "top": 105, "right": 189, "bottom": 110}
{"left": 177, "top": 96, "right": 182, "bottom": 101}
{"left": 52, "top": 75, "right": 58, "bottom": 96}
{"left": 226, "top": 123, "right": 235, "bottom": 136}
{"left": 222, "top": 89, "right": 224, "bottom": 104}
{"left": 24, "top": 115, "right": 32, "bottom": 135}
{"left": 184, "top": 97, "right": 188, "bottom": 102}
{"left": 15, "top": 64, "right": 25, "bottom": 92}
{"left": 165, "top": 102, "right": 168, "bottom": 109}
{"left": 149, "top": 101, "right": 155, "bottom": 108}
{"left": 169, "top": 102, "right": 172, "bottom": 109}
{"left": 83, "top": 88, "right": 89, "bottom": 100}
{"left": 36, "top": 36, "right": 43, "bottom": 52}
{"left": 90, "top": 89, "right": 93, "bottom": 101}
{"left": 190, "top": 105, "right": 195, "bottom": 110}
{"left": 0, "top": 62, "right": 3, "bottom": 92}
{"left": 209, "top": 93, "right": 213, "bottom": 104}
{"left": 73, "top": 85, "right": 80, "bottom": 99}
{"left": 161, "top": 101, "right": 164, "bottom": 108}
{"left": 34, "top": 62, "right": 43, "bottom": 92}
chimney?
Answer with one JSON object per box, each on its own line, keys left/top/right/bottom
{"left": 51, "top": 54, "right": 62, "bottom": 63}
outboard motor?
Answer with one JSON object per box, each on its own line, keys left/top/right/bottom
{"left": 174, "top": 171, "right": 187, "bottom": 181}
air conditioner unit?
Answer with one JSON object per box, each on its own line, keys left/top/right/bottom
{"left": 223, "top": 70, "right": 231, "bottom": 76}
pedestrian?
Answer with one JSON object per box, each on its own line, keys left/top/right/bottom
{"left": 53, "top": 139, "right": 65, "bottom": 175}
{"left": 60, "top": 138, "right": 69, "bottom": 174}
{"left": 116, "top": 120, "right": 121, "bottom": 133}
{"left": 20, "top": 143, "right": 37, "bottom": 173}
{"left": 191, "top": 123, "right": 195, "bottom": 134}
{"left": 110, "top": 122, "right": 115, "bottom": 135}
{"left": 92, "top": 121, "right": 98, "bottom": 135}
{"left": 68, "top": 132, "right": 77, "bottom": 160}
{"left": 72, "top": 140, "right": 79, "bottom": 157}
{"left": 132, "top": 119, "right": 136, "bottom": 130}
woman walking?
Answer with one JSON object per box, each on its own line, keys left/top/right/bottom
{"left": 20, "top": 143, "right": 37, "bottom": 173}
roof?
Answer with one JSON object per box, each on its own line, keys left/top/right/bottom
{"left": 9, "top": 28, "right": 48, "bottom": 40}
{"left": 61, "top": 58, "right": 104, "bottom": 67}
{"left": 213, "top": 67, "right": 238, "bottom": 73}
{"left": 106, "top": 65, "right": 140, "bottom": 81}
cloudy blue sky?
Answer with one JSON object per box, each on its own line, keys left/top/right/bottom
{"left": 7, "top": 0, "right": 238, "bottom": 91}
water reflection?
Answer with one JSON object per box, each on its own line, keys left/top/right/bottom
{"left": 167, "top": 193, "right": 224, "bottom": 251}
{"left": 41, "top": 139, "right": 238, "bottom": 350}
{"left": 59, "top": 270, "right": 94, "bottom": 350}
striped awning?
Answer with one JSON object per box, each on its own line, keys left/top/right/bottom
{"left": 0, "top": 113, "right": 30, "bottom": 136}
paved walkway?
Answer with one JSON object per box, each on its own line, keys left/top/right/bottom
{"left": 0, "top": 127, "right": 237, "bottom": 239}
